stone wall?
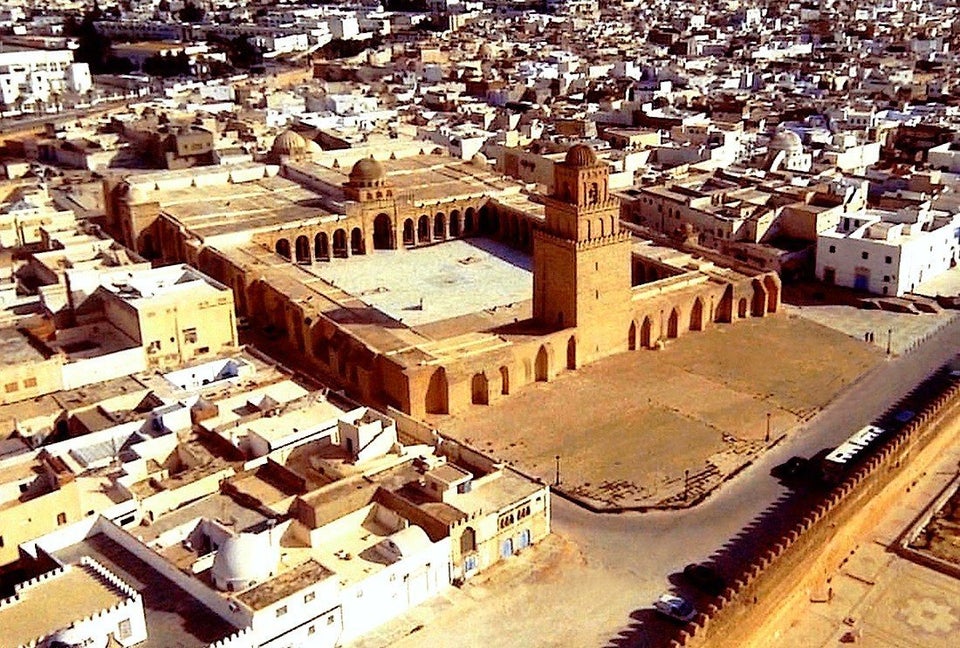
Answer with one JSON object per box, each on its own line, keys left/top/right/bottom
{"left": 669, "top": 373, "right": 960, "bottom": 648}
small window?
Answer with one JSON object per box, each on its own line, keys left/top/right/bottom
{"left": 885, "top": 256, "right": 892, "bottom": 264}
{"left": 327, "top": 614, "right": 335, "bottom": 625}
{"left": 304, "top": 591, "right": 315, "bottom": 603}
{"left": 23, "top": 377, "right": 37, "bottom": 388}
{"left": 861, "top": 251, "right": 869, "bottom": 260}
{"left": 0, "top": 536, "right": 4, "bottom": 548}
{"left": 57, "top": 512, "right": 67, "bottom": 525}
{"left": 276, "top": 605, "right": 287, "bottom": 617}
{"left": 308, "top": 626, "right": 316, "bottom": 636}
{"left": 883, "top": 276, "right": 890, "bottom": 283}
{"left": 183, "top": 327, "right": 198, "bottom": 344}
{"left": 118, "top": 619, "right": 132, "bottom": 639}
{"left": 4, "top": 382, "right": 17, "bottom": 393}
{"left": 828, "top": 245, "right": 835, "bottom": 253}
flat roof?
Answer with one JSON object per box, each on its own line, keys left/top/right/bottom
{"left": 309, "top": 238, "right": 531, "bottom": 327}
{"left": 236, "top": 558, "right": 332, "bottom": 610}
{"left": 0, "top": 327, "right": 47, "bottom": 366}
{"left": 53, "top": 533, "right": 238, "bottom": 648}
{"left": 0, "top": 563, "right": 124, "bottom": 648}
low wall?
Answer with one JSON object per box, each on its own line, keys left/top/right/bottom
{"left": 670, "top": 377, "right": 960, "bottom": 648}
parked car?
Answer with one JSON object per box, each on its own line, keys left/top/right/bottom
{"left": 654, "top": 593, "right": 697, "bottom": 623}
{"left": 682, "top": 563, "right": 726, "bottom": 596}
{"left": 771, "top": 456, "right": 810, "bottom": 483}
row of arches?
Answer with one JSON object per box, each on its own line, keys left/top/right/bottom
{"left": 400, "top": 207, "right": 479, "bottom": 248}
{"left": 271, "top": 205, "right": 494, "bottom": 263}
{"left": 275, "top": 228, "right": 366, "bottom": 263}
{"left": 626, "top": 277, "right": 780, "bottom": 350}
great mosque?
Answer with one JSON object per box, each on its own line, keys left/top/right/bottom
{"left": 104, "top": 132, "right": 780, "bottom": 419}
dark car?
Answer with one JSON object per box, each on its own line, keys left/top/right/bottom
{"left": 682, "top": 563, "right": 726, "bottom": 596}
{"left": 771, "top": 456, "right": 809, "bottom": 482}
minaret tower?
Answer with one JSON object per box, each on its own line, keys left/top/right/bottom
{"left": 532, "top": 144, "right": 632, "bottom": 360}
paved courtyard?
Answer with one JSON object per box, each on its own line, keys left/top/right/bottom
{"left": 783, "top": 280, "right": 958, "bottom": 355}
{"left": 308, "top": 238, "right": 531, "bottom": 326}
{"left": 434, "top": 314, "right": 881, "bottom": 508}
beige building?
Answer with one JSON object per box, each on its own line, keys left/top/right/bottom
{"left": 103, "top": 141, "right": 780, "bottom": 421}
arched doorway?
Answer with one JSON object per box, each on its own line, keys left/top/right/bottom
{"left": 751, "top": 280, "right": 766, "bottom": 316}
{"left": 764, "top": 275, "right": 779, "bottom": 313}
{"left": 499, "top": 366, "right": 510, "bottom": 395}
{"left": 566, "top": 336, "right": 577, "bottom": 370}
{"left": 465, "top": 208, "right": 477, "bottom": 234}
{"left": 641, "top": 317, "right": 652, "bottom": 347}
{"left": 275, "top": 238, "right": 290, "bottom": 260}
{"left": 535, "top": 346, "right": 549, "bottom": 382}
{"left": 315, "top": 232, "right": 329, "bottom": 260}
{"left": 295, "top": 235, "right": 311, "bottom": 264}
{"left": 434, "top": 213, "right": 446, "bottom": 240}
{"left": 667, "top": 308, "right": 679, "bottom": 338}
{"left": 449, "top": 213, "right": 461, "bottom": 237}
{"left": 628, "top": 321, "right": 637, "bottom": 350}
{"left": 403, "top": 219, "right": 415, "bottom": 247}
{"left": 716, "top": 286, "right": 733, "bottom": 323}
{"left": 471, "top": 373, "right": 489, "bottom": 405}
{"left": 689, "top": 298, "right": 703, "bottom": 331}
{"left": 738, "top": 298, "right": 748, "bottom": 318}
{"left": 332, "top": 229, "right": 348, "bottom": 258}
{"left": 313, "top": 334, "right": 329, "bottom": 364}
{"left": 460, "top": 527, "right": 476, "bottom": 554}
{"left": 373, "top": 214, "right": 392, "bottom": 249}
{"left": 426, "top": 367, "right": 448, "bottom": 414}
{"left": 350, "top": 227, "right": 364, "bottom": 255}
{"left": 418, "top": 215, "right": 431, "bottom": 243}
{"left": 476, "top": 207, "right": 494, "bottom": 234}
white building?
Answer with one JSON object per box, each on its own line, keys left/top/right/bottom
{"left": 928, "top": 141, "right": 960, "bottom": 173}
{"left": 0, "top": 46, "right": 91, "bottom": 109}
{"left": 816, "top": 207, "right": 960, "bottom": 296}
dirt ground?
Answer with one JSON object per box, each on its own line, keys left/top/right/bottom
{"left": 434, "top": 314, "right": 881, "bottom": 508}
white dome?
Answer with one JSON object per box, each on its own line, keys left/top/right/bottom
{"left": 45, "top": 625, "right": 107, "bottom": 648}
{"left": 211, "top": 533, "right": 278, "bottom": 592}
{"left": 376, "top": 525, "right": 432, "bottom": 563}
{"left": 769, "top": 130, "right": 803, "bottom": 153}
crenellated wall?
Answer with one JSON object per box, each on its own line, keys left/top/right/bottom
{"left": 668, "top": 375, "right": 960, "bottom": 648}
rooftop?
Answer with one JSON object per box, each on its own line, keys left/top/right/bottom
{"left": 0, "top": 562, "right": 125, "bottom": 648}
{"left": 53, "top": 533, "right": 238, "bottom": 648}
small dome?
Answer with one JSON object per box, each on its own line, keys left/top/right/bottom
{"left": 564, "top": 144, "right": 598, "bottom": 167}
{"left": 349, "top": 157, "right": 386, "bottom": 184}
{"left": 45, "top": 625, "right": 106, "bottom": 648}
{"left": 769, "top": 130, "right": 803, "bottom": 153}
{"left": 211, "top": 533, "right": 278, "bottom": 592}
{"left": 271, "top": 130, "right": 308, "bottom": 156}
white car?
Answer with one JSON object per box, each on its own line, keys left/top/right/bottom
{"left": 654, "top": 593, "right": 697, "bottom": 623}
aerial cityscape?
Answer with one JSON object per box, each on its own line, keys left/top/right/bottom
{"left": 0, "top": 0, "right": 959, "bottom": 646}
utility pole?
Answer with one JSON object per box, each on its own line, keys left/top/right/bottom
{"left": 555, "top": 454, "right": 561, "bottom": 486}
{"left": 886, "top": 328, "right": 892, "bottom": 356}
{"left": 766, "top": 412, "right": 771, "bottom": 443}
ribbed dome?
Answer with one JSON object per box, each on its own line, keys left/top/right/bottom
{"left": 564, "top": 144, "right": 598, "bottom": 167}
{"left": 211, "top": 533, "right": 278, "bottom": 592}
{"left": 349, "top": 157, "right": 386, "bottom": 184}
{"left": 271, "top": 130, "right": 308, "bottom": 156}
{"left": 768, "top": 130, "right": 803, "bottom": 153}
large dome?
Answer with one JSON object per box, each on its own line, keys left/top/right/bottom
{"left": 564, "top": 144, "right": 598, "bottom": 167}
{"left": 349, "top": 157, "right": 386, "bottom": 184}
{"left": 211, "top": 533, "right": 278, "bottom": 592}
{"left": 271, "top": 130, "right": 308, "bottom": 157}
{"left": 768, "top": 130, "right": 803, "bottom": 153}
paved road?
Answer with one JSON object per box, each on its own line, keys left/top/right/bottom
{"left": 552, "top": 314, "right": 960, "bottom": 647}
